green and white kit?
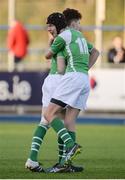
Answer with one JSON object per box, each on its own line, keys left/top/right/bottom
{"left": 50, "top": 28, "right": 93, "bottom": 110}
{"left": 42, "top": 52, "right": 65, "bottom": 107}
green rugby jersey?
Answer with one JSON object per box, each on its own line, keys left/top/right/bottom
{"left": 51, "top": 28, "right": 93, "bottom": 74}
{"left": 49, "top": 51, "right": 66, "bottom": 74}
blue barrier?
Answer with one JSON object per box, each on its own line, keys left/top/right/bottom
{"left": 0, "top": 72, "right": 48, "bottom": 105}
{"left": 0, "top": 114, "right": 125, "bottom": 125}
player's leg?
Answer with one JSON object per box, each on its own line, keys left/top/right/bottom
{"left": 60, "top": 78, "right": 90, "bottom": 172}
{"left": 48, "top": 107, "right": 83, "bottom": 173}
{"left": 57, "top": 110, "right": 66, "bottom": 163}
{"left": 59, "top": 107, "right": 83, "bottom": 172}
{"left": 44, "top": 102, "right": 75, "bottom": 149}
{"left": 60, "top": 106, "right": 79, "bottom": 162}
{"left": 25, "top": 107, "right": 49, "bottom": 172}
{"left": 57, "top": 108, "right": 76, "bottom": 164}
{"left": 64, "top": 107, "right": 84, "bottom": 172}
{"left": 25, "top": 74, "right": 53, "bottom": 172}
{"left": 52, "top": 108, "right": 79, "bottom": 165}
{"left": 44, "top": 101, "right": 81, "bottom": 165}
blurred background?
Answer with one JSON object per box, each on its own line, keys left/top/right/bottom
{"left": 0, "top": 0, "right": 125, "bottom": 117}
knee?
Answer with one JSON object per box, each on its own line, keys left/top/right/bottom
{"left": 43, "top": 110, "right": 54, "bottom": 123}
{"left": 40, "top": 116, "right": 49, "bottom": 126}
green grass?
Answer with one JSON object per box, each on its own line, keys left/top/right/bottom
{"left": 0, "top": 122, "right": 125, "bottom": 179}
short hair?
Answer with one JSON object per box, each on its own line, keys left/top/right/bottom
{"left": 46, "top": 12, "right": 67, "bottom": 34}
{"left": 63, "top": 8, "right": 82, "bottom": 25}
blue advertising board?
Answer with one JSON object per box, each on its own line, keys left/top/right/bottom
{"left": 0, "top": 72, "right": 48, "bottom": 105}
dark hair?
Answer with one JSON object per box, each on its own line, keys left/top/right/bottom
{"left": 63, "top": 8, "right": 82, "bottom": 25}
{"left": 46, "top": 12, "right": 67, "bottom": 34}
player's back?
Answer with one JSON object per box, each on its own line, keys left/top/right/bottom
{"left": 59, "top": 28, "right": 90, "bottom": 74}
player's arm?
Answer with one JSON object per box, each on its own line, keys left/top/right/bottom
{"left": 45, "top": 33, "right": 56, "bottom": 69}
{"left": 87, "top": 42, "right": 100, "bottom": 69}
{"left": 45, "top": 48, "right": 54, "bottom": 59}
{"left": 57, "top": 52, "right": 66, "bottom": 74}
{"left": 89, "top": 48, "right": 99, "bottom": 69}
{"left": 45, "top": 36, "right": 65, "bottom": 59}
{"left": 45, "top": 33, "right": 55, "bottom": 60}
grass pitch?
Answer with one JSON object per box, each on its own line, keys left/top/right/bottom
{"left": 0, "top": 122, "right": 125, "bottom": 179}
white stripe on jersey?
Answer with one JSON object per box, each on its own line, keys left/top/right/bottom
{"left": 59, "top": 30, "right": 76, "bottom": 72}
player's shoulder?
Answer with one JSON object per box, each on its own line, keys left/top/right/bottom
{"left": 59, "top": 28, "right": 72, "bottom": 42}
{"left": 59, "top": 28, "right": 71, "bottom": 35}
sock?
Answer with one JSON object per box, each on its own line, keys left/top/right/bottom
{"left": 51, "top": 118, "right": 75, "bottom": 149}
{"left": 29, "top": 124, "right": 49, "bottom": 161}
{"left": 58, "top": 137, "right": 66, "bottom": 163}
{"left": 68, "top": 131, "right": 76, "bottom": 142}
{"left": 58, "top": 131, "right": 76, "bottom": 163}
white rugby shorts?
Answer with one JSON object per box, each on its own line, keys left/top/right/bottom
{"left": 51, "top": 72, "right": 90, "bottom": 110}
{"left": 42, "top": 74, "right": 63, "bottom": 107}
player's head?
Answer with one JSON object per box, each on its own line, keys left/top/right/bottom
{"left": 63, "top": 8, "right": 82, "bottom": 30}
{"left": 46, "top": 12, "right": 67, "bottom": 36}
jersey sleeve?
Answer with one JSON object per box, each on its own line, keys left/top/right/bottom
{"left": 87, "top": 42, "right": 94, "bottom": 53}
{"left": 50, "top": 36, "right": 65, "bottom": 55}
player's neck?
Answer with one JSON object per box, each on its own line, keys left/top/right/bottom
{"left": 60, "top": 28, "right": 66, "bottom": 33}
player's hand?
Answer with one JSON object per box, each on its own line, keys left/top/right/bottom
{"left": 48, "top": 32, "right": 54, "bottom": 46}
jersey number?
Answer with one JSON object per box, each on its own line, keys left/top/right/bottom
{"left": 75, "top": 38, "right": 88, "bottom": 54}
